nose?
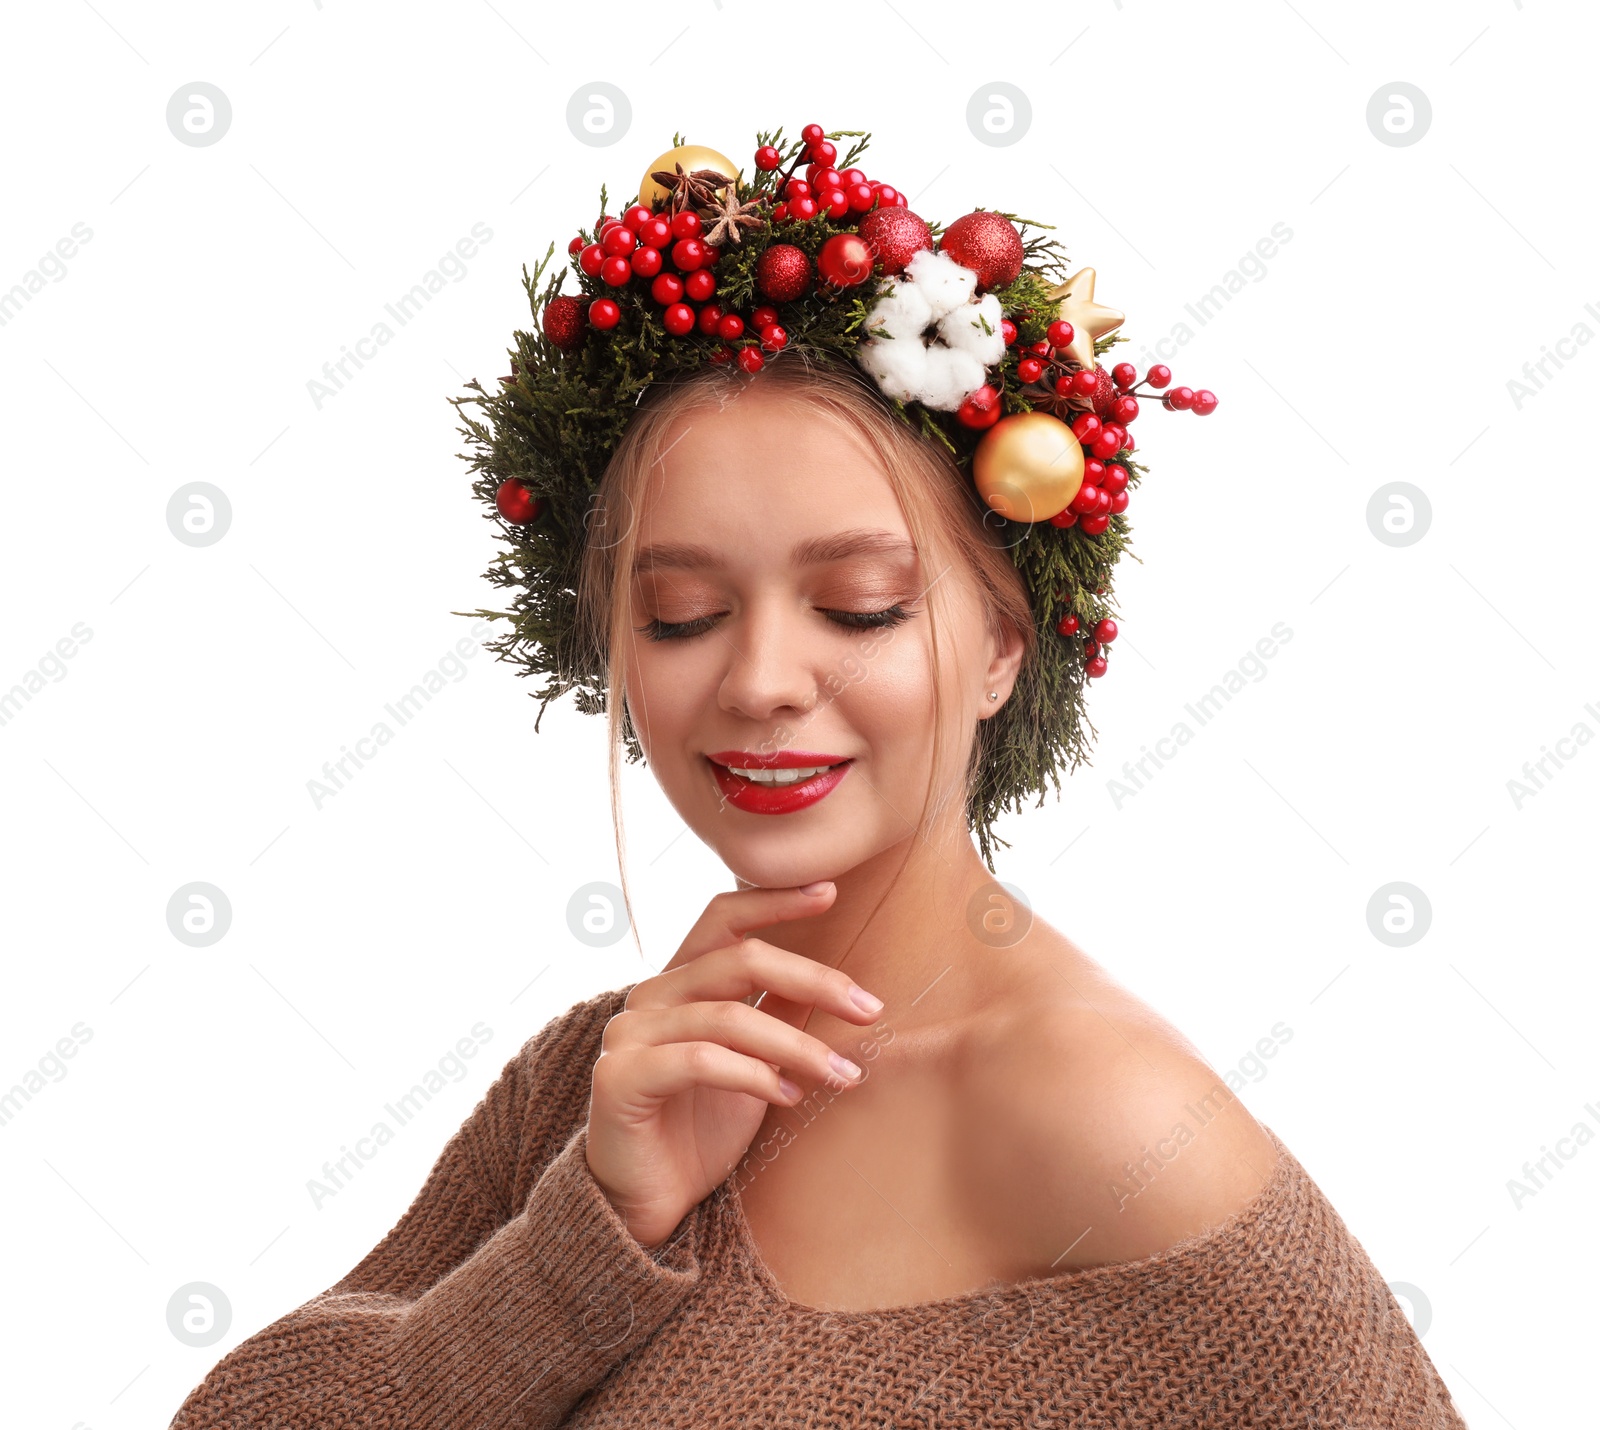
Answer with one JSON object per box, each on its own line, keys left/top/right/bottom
{"left": 715, "top": 594, "right": 820, "bottom": 723}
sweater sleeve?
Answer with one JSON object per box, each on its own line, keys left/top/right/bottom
{"left": 167, "top": 982, "right": 708, "bottom": 1430}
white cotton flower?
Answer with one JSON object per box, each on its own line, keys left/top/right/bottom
{"left": 857, "top": 248, "right": 1005, "bottom": 413}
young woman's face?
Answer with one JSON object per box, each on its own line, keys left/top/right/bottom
{"left": 621, "top": 377, "right": 997, "bottom": 888}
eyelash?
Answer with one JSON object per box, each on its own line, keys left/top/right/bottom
{"left": 635, "top": 605, "right": 915, "bottom": 643}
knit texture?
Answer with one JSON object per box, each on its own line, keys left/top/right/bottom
{"left": 169, "top": 983, "right": 1471, "bottom": 1429}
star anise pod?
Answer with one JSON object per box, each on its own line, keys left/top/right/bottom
{"left": 700, "top": 185, "right": 764, "bottom": 247}
{"left": 650, "top": 163, "right": 734, "bottom": 215}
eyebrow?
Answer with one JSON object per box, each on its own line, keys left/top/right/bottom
{"left": 631, "top": 528, "right": 918, "bottom": 573}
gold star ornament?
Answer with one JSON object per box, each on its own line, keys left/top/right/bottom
{"left": 1042, "top": 267, "right": 1124, "bottom": 371}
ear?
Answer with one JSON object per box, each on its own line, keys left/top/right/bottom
{"left": 979, "top": 620, "right": 1028, "bottom": 719}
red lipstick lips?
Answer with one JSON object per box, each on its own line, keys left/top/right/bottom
{"left": 705, "top": 750, "right": 853, "bottom": 815}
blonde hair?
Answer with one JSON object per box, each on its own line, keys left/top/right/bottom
{"left": 575, "top": 347, "right": 1037, "bottom": 960}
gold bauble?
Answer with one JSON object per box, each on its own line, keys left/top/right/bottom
{"left": 637, "top": 144, "right": 740, "bottom": 209}
{"left": 972, "top": 411, "right": 1085, "bottom": 523}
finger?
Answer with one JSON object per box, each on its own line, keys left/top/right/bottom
{"left": 635, "top": 937, "right": 876, "bottom": 1033}
{"left": 600, "top": 1040, "right": 811, "bottom": 1110}
{"left": 604, "top": 1000, "right": 864, "bottom": 1094}
{"left": 662, "top": 882, "right": 837, "bottom": 974}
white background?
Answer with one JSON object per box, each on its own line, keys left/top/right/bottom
{"left": 1, "top": 2, "right": 1590, "bottom": 1425}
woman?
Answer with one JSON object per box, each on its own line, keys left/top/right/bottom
{"left": 169, "top": 127, "right": 1470, "bottom": 1427}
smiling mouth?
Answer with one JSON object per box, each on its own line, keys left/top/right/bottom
{"left": 709, "top": 758, "right": 852, "bottom": 787}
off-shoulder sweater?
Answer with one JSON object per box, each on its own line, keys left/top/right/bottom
{"left": 168, "top": 982, "right": 1471, "bottom": 1429}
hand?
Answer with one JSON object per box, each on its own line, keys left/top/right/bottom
{"left": 583, "top": 882, "right": 883, "bottom": 1250}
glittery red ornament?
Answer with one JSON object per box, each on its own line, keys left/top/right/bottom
{"left": 938, "top": 211, "right": 1025, "bottom": 290}
{"left": 756, "top": 244, "right": 812, "bottom": 303}
{"left": 541, "top": 295, "right": 587, "bottom": 352}
{"left": 1089, "top": 366, "right": 1121, "bottom": 419}
{"left": 856, "top": 206, "right": 933, "bottom": 276}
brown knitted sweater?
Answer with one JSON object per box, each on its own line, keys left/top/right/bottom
{"left": 169, "top": 982, "right": 1471, "bottom": 1429}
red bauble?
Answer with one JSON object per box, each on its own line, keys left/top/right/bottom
{"left": 756, "top": 244, "right": 812, "bottom": 302}
{"left": 956, "top": 384, "right": 1002, "bottom": 429}
{"left": 540, "top": 295, "right": 586, "bottom": 352}
{"left": 817, "top": 233, "right": 874, "bottom": 288}
{"left": 1089, "top": 367, "right": 1121, "bottom": 419}
{"left": 856, "top": 206, "right": 933, "bottom": 276}
{"left": 937, "top": 211, "right": 1025, "bottom": 290}
{"left": 495, "top": 478, "right": 542, "bottom": 525}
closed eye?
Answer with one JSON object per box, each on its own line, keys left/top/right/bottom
{"left": 634, "top": 605, "right": 915, "bottom": 643}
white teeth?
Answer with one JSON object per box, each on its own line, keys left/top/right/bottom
{"left": 727, "top": 764, "right": 838, "bottom": 785}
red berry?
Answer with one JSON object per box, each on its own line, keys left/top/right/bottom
{"left": 1053, "top": 375, "right": 1074, "bottom": 396}
{"left": 1111, "top": 394, "right": 1140, "bottom": 424}
{"left": 773, "top": 202, "right": 789, "bottom": 222}
{"left": 1090, "top": 431, "right": 1121, "bottom": 460}
{"left": 670, "top": 211, "right": 702, "bottom": 240}
{"left": 1070, "top": 413, "right": 1101, "bottom": 442}
{"left": 877, "top": 187, "right": 903, "bottom": 207}
{"left": 702, "top": 245, "right": 722, "bottom": 267}
{"left": 737, "top": 346, "right": 764, "bottom": 374}
{"left": 1017, "top": 356, "right": 1044, "bottom": 383}
{"left": 1099, "top": 465, "right": 1128, "bottom": 494}
{"left": 630, "top": 246, "right": 663, "bottom": 278}
{"left": 601, "top": 255, "right": 632, "bottom": 286}
{"left": 1192, "top": 389, "right": 1219, "bottom": 415}
{"left": 709, "top": 345, "right": 735, "bottom": 365}
{"left": 622, "top": 205, "right": 652, "bottom": 232}
{"left": 755, "top": 144, "right": 781, "bottom": 171}
{"left": 494, "top": 478, "right": 541, "bottom": 524}
{"left": 751, "top": 305, "right": 779, "bottom": 330}
{"left": 651, "top": 272, "right": 684, "bottom": 305}
{"left": 784, "top": 178, "right": 812, "bottom": 200}
{"left": 801, "top": 123, "right": 824, "bottom": 146}
{"left": 1086, "top": 655, "right": 1108, "bottom": 678}
{"left": 1082, "top": 458, "right": 1106, "bottom": 483}
{"left": 641, "top": 216, "right": 672, "bottom": 249}
{"left": 1071, "top": 369, "right": 1098, "bottom": 396}
{"left": 1047, "top": 321, "right": 1075, "bottom": 349}
{"left": 1084, "top": 640, "right": 1100, "bottom": 659}
{"left": 1050, "top": 508, "right": 1079, "bottom": 528}
{"left": 1029, "top": 339, "right": 1052, "bottom": 358}
{"left": 1112, "top": 362, "right": 1137, "bottom": 389}
{"left": 578, "top": 243, "right": 605, "bottom": 278}
{"left": 1095, "top": 618, "right": 1118, "bottom": 643}
{"left": 1163, "top": 386, "right": 1196, "bottom": 411}
{"left": 1001, "top": 318, "right": 1018, "bottom": 346}
{"left": 684, "top": 269, "right": 716, "bottom": 301}
{"left": 567, "top": 236, "right": 583, "bottom": 255}
{"left": 811, "top": 139, "right": 837, "bottom": 166}
{"left": 1095, "top": 488, "right": 1111, "bottom": 515}
{"left": 602, "top": 225, "right": 636, "bottom": 257}
{"left": 1109, "top": 490, "right": 1129, "bottom": 513}
{"left": 1056, "top": 613, "right": 1080, "bottom": 635}
{"left": 790, "top": 196, "right": 819, "bottom": 221}
{"left": 717, "top": 313, "right": 745, "bottom": 341}
{"left": 847, "top": 183, "right": 876, "bottom": 213}
{"left": 813, "top": 167, "right": 842, "bottom": 192}
{"left": 662, "top": 303, "right": 695, "bottom": 336}
{"left": 671, "top": 238, "right": 706, "bottom": 271}
{"left": 1070, "top": 483, "right": 1101, "bottom": 515}
{"left": 760, "top": 323, "right": 789, "bottom": 352}
{"left": 822, "top": 189, "right": 850, "bottom": 220}
{"left": 1146, "top": 364, "right": 1172, "bottom": 389}
{"left": 588, "top": 297, "right": 620, "bottom": 330}
{"left": 697, "top": 302, "right": 725, "bottom": 335}
{"left": 1080, "top": 513, "right": 1111, "bottom": 536}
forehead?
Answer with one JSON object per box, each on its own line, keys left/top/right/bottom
{"left": 632, "top": 383, "right": 917, "bottom": 574}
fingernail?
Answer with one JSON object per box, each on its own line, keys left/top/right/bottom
{"left": 800, "top": 880, "right": 832, "bottom": 895}
{"left": 829, "top": 1052, "right": 863, "bottom": 1081}
{"left": 849, "top": 985, "right": 884, "bottom": 1015}
{"left": 777, "top": 1077, "right": 802, "bottom": 1101}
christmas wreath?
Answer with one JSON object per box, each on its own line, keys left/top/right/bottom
{"left": 448, "top": 123, "right": 1217, "bottom": 868}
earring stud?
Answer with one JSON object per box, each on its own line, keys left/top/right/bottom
{"left": 988, "top": 691, "right": 999, "bottom": 701}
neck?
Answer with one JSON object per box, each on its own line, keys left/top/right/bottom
{"left": 731, "top": 818, "right": 1014, "bottom": 1031}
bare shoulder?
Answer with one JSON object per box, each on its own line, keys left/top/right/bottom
{"left": 953, "top": 942, "right": 1281, "bottom": 1273}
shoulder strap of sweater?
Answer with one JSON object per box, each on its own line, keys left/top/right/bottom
{"left": 167, "top": 981, "right": 707, "bottom": 1430}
